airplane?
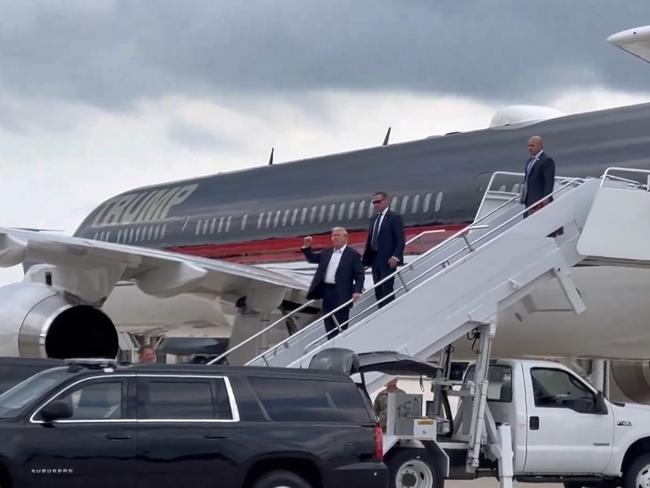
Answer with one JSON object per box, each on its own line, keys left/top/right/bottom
{"left": 0, "top": 26, "right": 650, "bottom": 398}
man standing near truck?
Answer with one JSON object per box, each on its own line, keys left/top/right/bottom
{"left": 374, "top": 378, "right": 405, "bottom": 432}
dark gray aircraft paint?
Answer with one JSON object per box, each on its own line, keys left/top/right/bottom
{"left": 75, "top": 103, "right": 650, "bottom": 260}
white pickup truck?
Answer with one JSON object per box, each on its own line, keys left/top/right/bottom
{"left": 310, "top": 349, "right": 650, "bottom": 488}
{"left": 387, "top": 357, "right": 650, "bottom": 488}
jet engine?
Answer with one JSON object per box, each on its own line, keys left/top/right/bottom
{"left": 611, "top": 361, "right": 650, "bottom": 404}
{"left": 0, "top": 282, "right": 118, "bottom": 359}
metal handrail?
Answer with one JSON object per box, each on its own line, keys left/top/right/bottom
{"left": 297, "top": 176, "right": 585, "bottom": 355}
{"left": 601, "top": 167, "right": 650, "bottom": 190}
{"left": 207, "top": 298, "right": 317, "bottom": 365}
{"left": 247, "top": 177, "right": 516, "bottom": 365}
{"left": 209, "top": 229, "right": 449, "bottom": 365}
{"left": 251, "top": 173, "right": 585, "bottom": 365}
{"left": 405, "top": 229, "right": 447, "bottom": 247}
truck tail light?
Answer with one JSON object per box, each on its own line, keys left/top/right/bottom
{"left": 373, "top": 423, "right": 383, "bottom": 460}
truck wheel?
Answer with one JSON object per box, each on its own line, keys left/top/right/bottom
{"left": 251, "top": 470, "right": 312, "bottom": 488}
{"left": 624, "top": 453, "right": 650, "bottom": 488}
{"left": 386, "top": 448, "right": 441, "bottom": 488}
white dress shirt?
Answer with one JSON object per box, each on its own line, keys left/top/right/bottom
{"left": 324, "top": 245, "right": 346, "bottom": 284}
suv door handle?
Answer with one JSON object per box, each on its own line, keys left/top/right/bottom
{"left": 106, "top": 433, "right": 133, "bottom": 440}
{"left": 204, "top": 434, "right": 228, "bottom": 440}
{"left": 529, "top": 416, "right": 540, "bottom": 430}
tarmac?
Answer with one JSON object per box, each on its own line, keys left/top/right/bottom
{"left": 450, "top": 481, "right": 559, "bottom": 488}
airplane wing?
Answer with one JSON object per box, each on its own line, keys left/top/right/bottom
{"left": 0, "top": 227, "right": 309, "bottom": 306}
{"left": 608, "top": 26, "right": 650, "bottom": 64}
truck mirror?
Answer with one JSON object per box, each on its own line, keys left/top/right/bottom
{"left": 595, "top": 390, "right": 608, "bottom": 415}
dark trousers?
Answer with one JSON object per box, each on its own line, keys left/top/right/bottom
{"left": 322, "top": 284, "right": 350, "bottom": 340}
{"left": 372, "top": 265, "right": 395, "bottom": 308}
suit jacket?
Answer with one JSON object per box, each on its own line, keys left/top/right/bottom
{"left": 302, "top": 246, "right": 364, "bottom": 302}
{"left": 362, "top": 209, "right": 405, "bottom": 269}
{"left": 521, "top": 152, "right": 555, "bottom": 207}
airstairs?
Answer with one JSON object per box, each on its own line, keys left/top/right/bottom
{"left": 211, "top": 167, "right": 650, "bottom": 390}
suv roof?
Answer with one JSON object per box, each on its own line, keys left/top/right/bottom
{"left": 58, "top": 360, "right": 353, "bottom": 381}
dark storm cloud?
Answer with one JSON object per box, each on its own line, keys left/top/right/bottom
{"left": 0, "top": 0, "right": 649, "bottom": 109}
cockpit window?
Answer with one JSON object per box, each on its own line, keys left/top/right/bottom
{"left": 0, "top": 367, "right": 70, "bottom": 418}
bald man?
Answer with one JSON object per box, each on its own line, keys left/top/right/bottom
{"left": 520, "top": 136, "right": 556, "bottom": 215}
{"left": 302, "top": 227, "right": 364, "bottom": 339}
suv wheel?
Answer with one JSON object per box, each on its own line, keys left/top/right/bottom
{"left": 252, "top": 470, "right": 312, "bottom": 488}
{"left": 386, "top": 447, "right": 440, "bottom": 488}
{"left": 624, "top": 453, "right": 650, "bottom": 488}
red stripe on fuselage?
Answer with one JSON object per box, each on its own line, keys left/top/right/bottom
{"left": 165, "top": 223, "right": 468, "bottom": 264}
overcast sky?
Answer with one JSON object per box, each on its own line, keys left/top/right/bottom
{"left": 0, "top": 1, "right": 649, "bottom": 281}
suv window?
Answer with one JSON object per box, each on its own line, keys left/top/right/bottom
{"left": 0, "top": 368, "right": 71, "bottom": 418}
{"left": 465, "top": 364, "right": 512, "bottom": 402}
{"left": 46, "top": 380, "right": 125, "bottom": 421}
{"left": 531, "top": 368, "right": 596, "bottom": 413}
{"left": 249, "top": 377, "right": 373, "bottom": 423}
{"left": 0, "top": 361, "right": 62, "bottom": 394}
{"left": 138, "top": 378, "right": 233, "bottom": 420}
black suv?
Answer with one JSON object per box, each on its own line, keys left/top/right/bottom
{"left": 0, "top": 360, "right": 386, "bottom": 488}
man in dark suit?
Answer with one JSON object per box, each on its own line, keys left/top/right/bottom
{"left": 302, "top": 227, "right": 364, "bottom": 339}
{"left": 362, "top": 192, "right": 405, "bottom": 308}
{"left": 520, "top": 136, "right": 563, "bottom": 236}
{"left": 521, "top": 136, "right": 555, "bottom": 215}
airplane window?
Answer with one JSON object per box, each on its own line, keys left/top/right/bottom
{"left": 328, "top": 204, "right": 335, "bottom": 222}
{"left": 154, "top": 226, "right": 160, "bottom": 240}
{"left": 412, "top": 194, "right": 421, "bottom": 214}
{"left": 218, "top": 217, "right": 224, "bottom": 233}
{"left": 225, "top": 216, "right": 232, "bottom": 232}
{"left": 202, "top": 220, "right": 209, "bottom": 235}
{"left": 257, "top": 213, "right": 264, "bottom": 229}
{"left": 318, "top": 205, "right": 326, "bottom": 223}
{"left": 116, "top": 230, "right": 122, "bottom": 243}
{"left": 400, "top": 196, "right": 409, "bottom": 215}
{"left": 291, "top": 209, "right": 298, "bottom": 226}
{"left": 282, "top": 209, "right": 290, "bottom": 227}
{"left": 273, "top": 211, "right": 281, "bottom": 228}
{"left": 435, "top": 192, "right": 443, "bottom": 212}
{"left": 310, "top": 206, "right": 318, "bottom": 224}
{"left": 423, "top": 193, "right": 432, "bottom": 213}
{"left": 338, "top": 203, "right": 346, "bottom": 221}
{"left": 195, "top": 221, "right": 201, "bottom": 236}
{"left": 128, "top": 228, "right": 134, "bottom": 243}
{"left": 135, "top": 227, "right": 141, "bottom": 241}
{"left": 358, "top": 200, "right": 366, "bottom": 219}
{"left": 161, "top": 225, "right": 167, "bottom": 239}
{"left": 266, "top": 212, "right": 272, "bottom": 229}
{"left": 390, "top": 197, "right": 399, "bottom": 212}
{"left": 241, "top": 214, "right": 248, "bottom": 231}
{"left": 300, "top": 208, "right": 307, "bottom": 225}
{"left": 348, "top": 202, "right": 356, "bottom": 220}
{"left": 210, "top": 218, "right": 216, "bottom": 233}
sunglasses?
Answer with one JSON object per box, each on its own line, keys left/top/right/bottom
{"left": 372, "top": 199, "right": 384, "bottom": 204}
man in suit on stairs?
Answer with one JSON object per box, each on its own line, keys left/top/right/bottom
{"left": 363, "top": 192, "right": 405, "bottom": 308}
{"left": 520, "top": 136, "right": 563, "bottom": 236}
{"left": 302, "top": 227, "right": 364, "bottom": 339}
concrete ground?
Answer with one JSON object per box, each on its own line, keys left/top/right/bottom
{"left": 449, "top": 481, "right": 560, "bottom": 488}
